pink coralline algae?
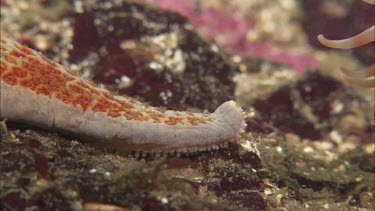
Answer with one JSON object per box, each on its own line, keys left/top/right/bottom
{"left": 139, "top": 0, "right": 319, "bottom": 73}
{"left": 138, "top": 0, "right": 252, "bottom": 50}
{"left": 236, "top": 42, "right": 319, "bottom": 73}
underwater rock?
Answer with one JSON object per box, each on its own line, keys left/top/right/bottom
{"left": 1, "top": 1, "right": 373, "bottom": 210}
{"left": 253, "top": 71, "right": 372, "bottom": 140}
{"left": 66, "top": 0, "right": 237, "bottom": 111}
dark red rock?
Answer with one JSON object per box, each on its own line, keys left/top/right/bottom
{"left": 172, "top": 178, "right": 202, "bottom": 194}
{"left": 208, "top": 171, "right": 263, "bottom": 195}
{"left": 192, "top": 143, "right": 262, "bottom": 172}
{"left": 290, "top": 172, "right": 359, "bottom": 203}
{"left": 253, "top": 71, "right": 346, "bottom": 140}
{"left": 245, "top": 116, "right": 277, "bottom": 135}
{"left": 291, "top": 173, "right": 326, "bottom": 191}
{"left": 65, "top": 0, "right": 237, "bottom": 111}
{"left": 190, "top": 144, "right": 266, "bottom": 210}
{"left": 232, "top": 152, "right": 262, "bottom": 169}
{"left": 29, "top": 148, "right": 50, "bottom": 180}
{"left": 295, "top": 71, "right": 342, "bottom": 121}
{"left": 28, "top": 186, "right": 75, "bottom": 210}
{"left": 27, "top": 138, "right": 42, "bottom": 149}
{"left": 132, "top": 193, "right": 171, "bottom": 210}
{"left": 2, "top": 151, "right": 35, "bottom": 173}
{"left": 158, "top": 158, "right": 192, "bottom": 170}
{"left": 1, "top": 190, "right": 27, "bottom": 210}
{"left": 226, "top": 192, "right": 267, "bottom": 211}
{"left": 254, "top": 85, "right": 322, "bottom": 140}
{"left": 56, "top": 148, "right": 75, "bottom": 160}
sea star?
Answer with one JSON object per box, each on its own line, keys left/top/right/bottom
{"left": 0, "top": 36, "right": 246, "bottom": 156}
{"left": 317, "top": 0, "right": 374, "bottom": 88}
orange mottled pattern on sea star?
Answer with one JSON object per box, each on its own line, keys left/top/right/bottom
{"left": 0, "top": 38, "right": 211, "bottom": 126}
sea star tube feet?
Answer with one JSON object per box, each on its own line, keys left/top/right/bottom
{"left": 0, "top": 36, "right": 246, "bottom": 156}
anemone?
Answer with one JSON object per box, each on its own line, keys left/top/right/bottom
{"left": 317, "top": 0, "right": 374, "bottom": 88}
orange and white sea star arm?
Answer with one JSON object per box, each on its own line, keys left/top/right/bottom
{"left": 0, "top": 36, "right": 246, "bottom": 156}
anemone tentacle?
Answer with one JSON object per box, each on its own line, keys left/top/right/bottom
{"left": 341, "top": 65, "right": 375, "bottom": 88}
{"left": 317, "top": 26, "right": 374, "bottom": 49}
{"left": 317, "top": 0, "right": 374, "bottom": 88}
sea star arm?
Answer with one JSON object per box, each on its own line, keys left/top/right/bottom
{"left": 0, "top": 36, "right": 246, "bottom": 156}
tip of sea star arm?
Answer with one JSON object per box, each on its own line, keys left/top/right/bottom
{"left": 214, "top": 101, "right": 247, "bottom": 136}
{"left": 317, "top": 26, "right": 375, "bottom": 49}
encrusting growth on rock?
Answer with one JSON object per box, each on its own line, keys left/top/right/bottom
{"left": 0, "top": 36, "right": 246, "bottom": 156}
